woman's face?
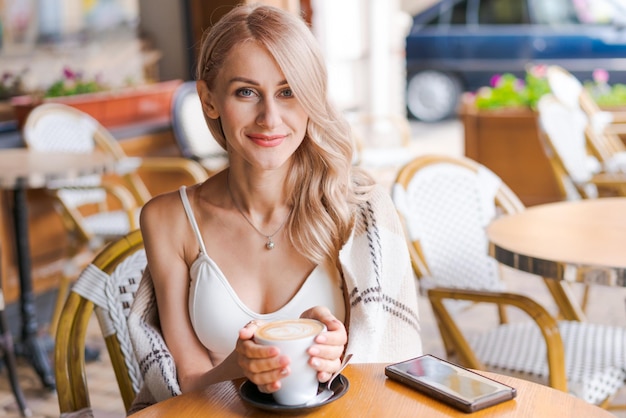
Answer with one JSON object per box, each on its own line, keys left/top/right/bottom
{"left": 202, "top": 41, "right": 309, "bottom": 171}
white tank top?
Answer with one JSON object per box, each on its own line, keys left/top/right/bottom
{"left": 179, "top": 187, "right": 345, "bottom": 365}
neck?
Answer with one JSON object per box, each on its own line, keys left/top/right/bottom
{"left": 226, "top": 169, "right": 289, "bottom": 216}
{"left": 226, "top": 172, "right": 292, "bottom": 250}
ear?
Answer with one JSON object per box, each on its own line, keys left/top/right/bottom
{"left": 196, "top": 80, "right": 220, "bottom": 119}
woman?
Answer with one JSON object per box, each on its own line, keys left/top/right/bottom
{"left": 131, "top": 3, "right": 422, "bottom": 408}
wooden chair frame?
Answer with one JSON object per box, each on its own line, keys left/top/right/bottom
{"left": 393, "top": 155, "right": 596, "bottom": 396}
{"left": 55, "top": 229, "right": 144, "bottom": 414}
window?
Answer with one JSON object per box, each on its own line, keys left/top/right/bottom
{"left": 530, "top": 0, "right": 580, "bottom": 24}
{"left": 478, "top": 0, "right": 530, "bottom": 24}
{"left": 450, "top": 1, "right": 469, "bottom": 24}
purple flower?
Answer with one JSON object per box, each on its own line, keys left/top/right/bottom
{"left": 63, "top": 66, "right": 77, "bottom": 80}
{"left": 490, "top": 74, "right": 502, "bottom": 88}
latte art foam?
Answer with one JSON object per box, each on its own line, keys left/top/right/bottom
{"left": 256, "top": 319, "right": 324, "bottom": 341}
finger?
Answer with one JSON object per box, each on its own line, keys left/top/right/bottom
{"left": 310, "top": 357, "right": 341, "bottom": 383}
{"left": 240, "top": 319, "right": 265, "bottom": 339}
{"left": 245, "top": 360, "right": 290, "bottom": 389}
{"left": 237, "top": 320, "right": 279, "bottom": 360}
{"left": 237, "top": 339, "right": 282, "bottom": 368}
{"left": 257, "top": 380, "right": 282, "bottom": 394}
{"left": 300, "top": 306, "right": 334, "bottom": 323}
{"left": 308, "top": 338, "right": 344, "bottom": 358}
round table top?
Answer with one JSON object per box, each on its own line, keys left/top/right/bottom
{"left": 128, "top": 363, "right": 613, "bottom": 417}
{"left": 0, "top": 148, "right": 117, "bottom": 189}
{"left": 487, "top": 197, "right": 626, "bottom": 285}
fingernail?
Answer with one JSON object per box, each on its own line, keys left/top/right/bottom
{"left": 309, "top": 347, "right": 320, "bottom": 355}
{"left": 280, "top": 368, "right": 289, "bottom": 375}
{"left": 311, "top": 358, "right": 320, "bottom": 367}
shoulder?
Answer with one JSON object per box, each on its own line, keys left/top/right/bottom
{"left": 140, "top": 187, "right": 185, "bottom": 224}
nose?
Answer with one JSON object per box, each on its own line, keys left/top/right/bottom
{"left": 256, "top": 97, "right": 282, "bottom": 129}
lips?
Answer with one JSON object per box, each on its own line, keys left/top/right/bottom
{"left": 248, "top": 133, "right": 287, "bottom": 147}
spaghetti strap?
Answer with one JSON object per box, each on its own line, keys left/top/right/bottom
{"left": 179, "top": 186, "right": 209, "bottom": 255}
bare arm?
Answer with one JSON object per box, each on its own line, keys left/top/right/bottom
{"left": 140, "top": 193, "right": 220, "bottom": 392}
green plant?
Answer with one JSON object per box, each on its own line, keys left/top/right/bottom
{"left": 584, "top": 69, "right": 626, "bottom": 107}
{"left": 44, "top": 66, "right": 108, "bottom": 98}
{"left": 474, "top": 65, "right": 550, "bottom": 110}
{"left": 591, "top": 84, "right": 626, "bottom": 107}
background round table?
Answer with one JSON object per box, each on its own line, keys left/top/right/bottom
{"left": 487, "top": 197, "right": 626, "bottom": 287}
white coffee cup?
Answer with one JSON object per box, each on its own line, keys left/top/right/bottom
{"left": 254, "top": 318, "right": 326, "bottom": 405}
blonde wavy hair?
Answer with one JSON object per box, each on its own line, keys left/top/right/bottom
{"left": 197, "top": 4, "right": 374, "bottom": 265}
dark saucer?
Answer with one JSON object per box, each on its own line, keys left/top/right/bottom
{"left": 239, "top": 374, "right": 349, "bottom": 413}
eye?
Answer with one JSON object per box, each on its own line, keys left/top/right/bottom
{"left": 277, "top": 87, "right": 293, "bottom": 98}
{"left": 236, "top": 88, "right": 256, "bottom": 97}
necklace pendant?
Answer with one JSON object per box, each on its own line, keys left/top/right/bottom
{"left": 266, "top": 238, "right": 275, "bottom": 250}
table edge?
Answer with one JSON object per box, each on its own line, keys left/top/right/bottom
{"left": 489, "top": 243, "right": 626, "bottom": 286}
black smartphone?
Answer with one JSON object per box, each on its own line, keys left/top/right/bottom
{"left": 385, "top": 354, "right": 517, "bottom": 413}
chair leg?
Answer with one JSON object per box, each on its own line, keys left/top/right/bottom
{"left": 0, "top": 304, "right": 31, "bottom": 417}
{"left": 49, "top": 272, "right": 72, "bottom": 338}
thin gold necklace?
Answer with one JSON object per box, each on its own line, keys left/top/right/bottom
{"left": 226, "top": 176, "right": 291, "bottom": 250}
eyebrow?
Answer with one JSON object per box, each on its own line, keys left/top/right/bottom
{"left": 229, "top": 77, "right": 289, "bottom": 87}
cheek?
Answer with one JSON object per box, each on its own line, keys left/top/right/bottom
{"left": 219, "top": 102, "right": 250, "bottom": 132}
{"left": 289, "top": 108, "right": 309, "bottom": 135}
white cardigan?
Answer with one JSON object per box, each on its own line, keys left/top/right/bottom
{"left": 127, "top": 184, "right": 422, "bottom": 412}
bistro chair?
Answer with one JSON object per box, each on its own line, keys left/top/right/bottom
{"left": 56, "top": 229, "right": 143, "bottom": 415}
{"left": 22, "top": 103, "right": 208, "bottom": 336}
{"left": 392, "top": 154, "right": 626, "bottom": 407}
{"left": 55, "top": 229, "right": 181, "bottom": 416}
{"left": 170, "top": 80, "right": 228, "bottom": 175}
{"left": 546, "top": 65, "right": 626, "bottom": 174}
{"left": 536, "top": 94, "right": 626, "bottom": 200}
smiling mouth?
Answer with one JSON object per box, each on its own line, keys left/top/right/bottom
{"left": 248, "top": 134, "right": 286, "bottom": 141}
{"left": 248, "top": 134, "right": 286, "bottom": 147}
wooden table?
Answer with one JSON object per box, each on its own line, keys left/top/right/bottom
{"left": 487, "top": 198, "right": 626, "bottom": 287}
{"left": 129, "top": 364, "right": 613, "bottom": 417}
{"left": 0, "top": 148, "right": 117, "bottom": 390}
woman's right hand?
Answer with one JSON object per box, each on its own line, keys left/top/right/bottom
{"left": 235, "top": 320, "right": 290, "bottom": 394}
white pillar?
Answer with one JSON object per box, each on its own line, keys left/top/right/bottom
{"left": 312, "top": 0, "right": 409, "bottom": 148}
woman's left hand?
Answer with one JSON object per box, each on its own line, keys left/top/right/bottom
{"left": 300, "top": 306, "right": 347, "bottom": 383}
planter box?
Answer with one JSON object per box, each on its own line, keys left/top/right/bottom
{"left": 11, "top": 79, "right": 182, "bottom": 130}
{"left": 460, "top": 95, "right": 562, "bottom": 206}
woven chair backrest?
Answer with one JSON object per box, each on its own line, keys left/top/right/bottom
{"left": 73, "top": 247, "right": 147, "bottom": 395}
{"left": 537, "top": 94, "right": 600, "bottom": 198}
{"left": 171, "top": 81, "right": 225, "bottom": 160}
{"left": 546, "top": 65, "right": 583, "bottom": 110}
{"left": 24, "top": 108, "right": 97, "bottom": 153}
{"left": 23, "top": 103, "right": 113, "bottom": 208}
{"left": 393, "top": 160, "right": 505, "bottom": 292}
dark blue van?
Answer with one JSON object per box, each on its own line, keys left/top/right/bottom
{"left": 405, "top": 0, "right": 626, "bottom": 121}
